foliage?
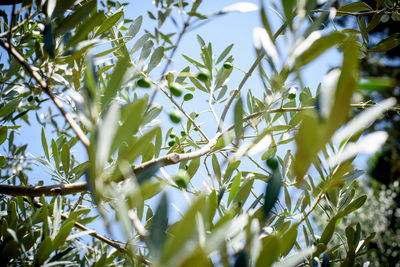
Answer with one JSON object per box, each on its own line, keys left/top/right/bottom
{"left": 312, "top": 0, "right": 400, "bottom": 265}
{"left": 0, "top": 0, "right": 399, "bottom": 266}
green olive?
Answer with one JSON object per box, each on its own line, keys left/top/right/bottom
{"left": 169, "top": 111, "right": 181, "bottom": 123}
{"left": 180, "top": 131, "right": 186, "bottom": 136}
{"left": 288, "top": 93, "right": 296, "bottom": 100}
{"left": 168, "top": 140, "right": 176, "bottom": 146}
{"left": 169, "top": 83, "right": 183, "bottom": 97}
{"left": 266, "top": 157, "right": 279, "bottom": 170}
{"left": 223, "top": 62, "right": 233, "bottom": 69}
{"left": 174, "top": 169, "right": 190, "bottom": 188}
{"left": 183, "top": 93, "right": 193, "bottom": 101}
{"left": 197, "top": 69, "right": 211, "bottom": 82}
{"left": 136, "top": 77, "right": 152, "bottom": 88}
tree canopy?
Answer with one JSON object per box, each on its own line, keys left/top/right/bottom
{"left": 1, "top": 0, "right": 400, "bottom": 266}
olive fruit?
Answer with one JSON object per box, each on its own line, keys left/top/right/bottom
{"left": 197, "top": 69, "right": 211, "bottom": 81}
{"left": 169, "top": 111, "right": 181, "bottom": 123}
{"left": 168, "top": 140, "right": 176, "bottom": 147}
{"left": 174, "top": 169, "right": 190, "bottom": 188}
{"left": 183, "top": 93, "right": 193, "bottom": 101}
{"left": 136, "top": 77, "right": 151, "bottom": 88}
{"left": 169, "top": 83, "right": 183, "bottom": 97}
{"left": 266, "top": 157, "right": 279, "bottom": 170}
{"left": 223, "top": 62, "right": 233, "bottom": 69}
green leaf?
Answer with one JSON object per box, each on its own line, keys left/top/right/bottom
{"left": 263, "top": 167, "right": 282, "bottom": 218}
{"left": 295, "top": 32, "right": 346, "bottom": 67}
{"left": 147, "top": 46, "right": 164, "bottom": 73}
{"left": 112, "top": 98, "right": 147, "bottom": 156}
{"left": 53, "top": 221, "right": 75, "bottom": 251}
{"left": 338, "top": 195, "right": 367, "bottom": 217}
{"left": 357, "top": 77, "right": 394, "bottom": 92}
{"left": 369, "top": 33, "right": 400, "bottom": 53}
{"left": 318, "top": 215, "right": 338, "bottom": 245}
{"left": 0, "top": 126, "right": 8, "bottom": 146}
{"left": 228, "top": 172, "right": 242, "bottom": 206}
{"left": 208, "top": 190, "right": 218, "bottom": 226}
{"left": 223, "top": 160, "right": 241, "bottom": 183}
{"left": 139, "top": 40, "right": 154, "bottom": 63}
{"left": 234, "top": 98, "right": 243, "bottom": 142}
{"left": 131, "top": 33, "right": 150, "bottom": 53}
{"left": 66, "top": 11, "right": 105, "bottom": 47}
{"left": 189, "top": 76, "right": 208, "bottom": 92}
{"left": 43, "top": 23, "right": 55, "bottom": 58}
{"left": 40, "top": 128, "right": 49, "bottom": 161}
{"left": 256, "top": 236, "right": 280, "bottom": 267}
{"left": 35, "top": 236, "right": 53, "bottom": 265}
{"left": 0, "top": 98, "right": 21, "bottom": 117}
{"left": 154, "top": 127, "right": 162, "bottom": 158}
{"left": 187, "top": 157, "right": 200, "bottom": 178}
{"left": 212, "top": 154, "right": 221, "bottom": 182}
{"left": 97, "top": 102, "right": 119, "bottom": 169}
{"left": 366, "top": 12, "right": 383, "bottom": 32}
{"left": 114, "top": 127, "right": 158, "bottom": 170}
{"left": 182, "top": 54, "right": 206, "bottom": 68}
{"left": 233, "top": 176, "right": 254, "bottom": 207}
{"left": 215, "top": 61, "right": 233, "bottom": 90}
{"left": 280, "top": 225, "right": 298, "bottom": 256}
{"left": 126, "top": 16, "right": 143, "bottom": 39}
{"left": 51, "top": 0, "right": 75, "bottom": 18}
{"left": 61, "top": 143, "right": 70, "bottom": 177}
{"left": 294, "top": 111, "right": 320, "bottom": 184}
{"left": 216, "top": 43, "right": 234, "bottom": 64}
{"left": 162, "top": 195, "right": 206, "bottom": 264}
{"left": 143, "top": 105, "right": 162, "bottom": 125}
{"left": 282, "top": 0, "right": 296, "bottom": 26}
{"left": 325, "top": 37, "right": 359, "bottom": 140}
{"left": 148, "top": 193, "right": 168, "bottom": 262}
{"left": 337, "top": 2, "right": 373, "bottom": 14}
{"left": 95, "top": 10, "right": 123, "bottom": 36}
{"left": 175, "top": 66, "right": 190, "bottom": 84}
{"left": 51, "top": 139, "right": 60, "bottom": 171}
{"left": 55, "top": 0, "right": 96, "bottom": 35}
{"left": 103, "top": 55, "right": 130, "bottom": 108}
{"left": 196, "top": 34, "right": 206, "bottom": 46}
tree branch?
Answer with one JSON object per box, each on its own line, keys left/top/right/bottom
{"left": 0, "top": 182, "right": 87, "bottom": 197}
{"left": 0, "top": 40, "right": 90, "bottom": 148}
{"left": 2, "top": 103, "right": 399, "bottom": 197}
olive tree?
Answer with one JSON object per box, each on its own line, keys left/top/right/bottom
{"left": 0, "top": 0, "right": 399, "bottom": 266}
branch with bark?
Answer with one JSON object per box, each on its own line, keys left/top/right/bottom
{"left": 0, "top": 40, "right": 90, "bottom": 148}
{"left": 1, "top": 103, "right": 399, "bottom": 197}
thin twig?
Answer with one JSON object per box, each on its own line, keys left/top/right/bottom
{"left": 218, "top": 54, "right": 264, "bottom": 131}
{"left": 154, "top": 81, "right": 210, "bottom": 141}
{"left": 0, "top": 40, "right": 90, "bottom": 148}
{"left": 311, "top": 9, "right": 382, "bottom": 16}
{"left": 299, "top": 192, "right": 324, "bottom": 224}
{"left": 0, "top": 11, "right": 37, "bottom": 38}
{"left": 68, "top": 192, "right": 86, "bottom": 214}
{"left": 147, "top": 19, "right": 191, "bottom": 111}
